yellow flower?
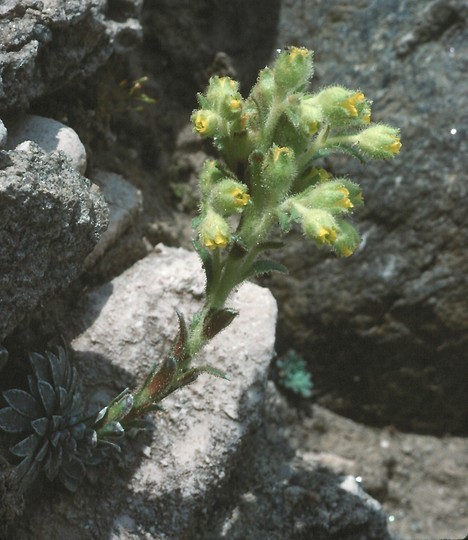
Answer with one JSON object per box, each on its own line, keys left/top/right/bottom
{"left": 317, "top": 226, "right": 337, "bottom": 244}
{"left": 231, "top": 187, "right": 250, "bottom": 207}
{"left": 273, "top": 146, "right": 292, "bottom": 162}
{"left": 337, "top": 187, "right": 354, "bottom": 208}
{"left": 199, "top": 209, "right": 231, "bottom": 249}
{"left": 387, "top": 137, "right": 402, "bottom": 155}
{"left": 288, "top": 46, "right": 309, "bottom": 61}
{"left": 204, "top": 232, "right": 229, "bottom": 250}
{"left": 192, "top": 110, "right": 219, "bottom": 136}
{"left": 340, "top": 92, "right": 365, "bottom": 118}
{"left": 229, "top": 99, "right": 242, "bottom": 112}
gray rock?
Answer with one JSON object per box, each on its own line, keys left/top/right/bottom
{"left": 199, "top": 383, "right": 392, "bottom": 540}
{"left": 84, "top": 169, "right": 143, "bottom": 268}
{"left": 142, "top": 0, "right": 282, "bottom": 101}
{"left": 0, "top": 144, "right": 108, "bottom": 341}
{"left": 0, "top": 0, "right": 143, "bottom": 112}
{"left": 0, "top": 119, "right": 6, "bottom": 148}
{"left": 11, "top": 245, "right": 278, "bottom": 539}
{"left": 267, "top": 0, "right": 468, "bottom": 434}
{"left": 4, "top": 115, "right": 87, "bottom": 174}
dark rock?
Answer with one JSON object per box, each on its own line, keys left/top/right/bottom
{"left": 0, "top": 0, "right": 143, "bottom": 113}
{"left": 142, "top": 0, "right": 282, "bottom": 104}
{"left": 0, "top": 144, "right": 108, "bottom": 341}
{"left": 267, "top": 0, "right": 468, "bottom": 434}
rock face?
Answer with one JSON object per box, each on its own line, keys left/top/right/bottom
{"left": 9, "top": 247, "right": 391, "bottom": 540}
{"left": 0, "top": 0, "right": 143, "bottom": 113}
{"left": 4, "top": 115, "right": 87, "bottom": 174}
{"left": 142, "top": 0, "right": 282, "bottom": 101}
{"left": 0, "top": 144, "right": 108, "bottom": 341}
{"left": 268, "top": 0, "right": 468, "bottom": 434}
{"left": 11, "top": 246, "right": 279, "bottom": 539}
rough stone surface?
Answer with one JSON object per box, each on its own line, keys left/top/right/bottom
{"left": 85, "top": 169, "right": 143, "bottom": 269}
{"left": 0, "top": 144, "right": 108, "bottom": 341}
{"left": 11, "top": 245, "right": 278, "bottom": 539}
{"left": 142, "top": 0, "right": 282, "bottom": 103}
{"left": 265, "top": 0, "right": 468, "bottom": 434}
{"left": 0, "top": 0, "right": 143, "bottom": 113}
{"left": 0, "top": 119, "right": 6, "bottom": 148}
{"left": 4, "top": 114, "right": 87, "bottom": 174}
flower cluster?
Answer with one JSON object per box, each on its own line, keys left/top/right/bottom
{"left": 191, "top": 46, "right": 401, "bottom": 257}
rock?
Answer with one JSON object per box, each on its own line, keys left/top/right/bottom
{"left": 84, "top": 169, "right": 143, "bottom": 269}
{"left": 142, "top": 0, "right": 282, "bottom": 102}
{"left": 0, "top": 119, "right": 6, "bottom": 148}
{"left": 0, "top": 144, "right": 108, "bottom": 341}
{"left": 10, "top": 245, "right": 278, "bottom": 539}
{"left": 0, "top": 0, "right": 143, "bottom": 112}
{"left": 4, "top": 115, "right": 87, "bottom": 174}
{"left": 267, "top": 0, "right": 468, "bottom": 434}
{"left": 199, "top": 382, "right": 392, "bottom": 540}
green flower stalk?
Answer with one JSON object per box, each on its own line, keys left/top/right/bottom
{"left": 0, "top": 47, "right": 401, "bottom": 492}
{"left": 102, "top": 45, "right": 400, "bottom": 429}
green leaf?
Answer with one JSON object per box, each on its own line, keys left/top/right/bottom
{"left": 172, "top": 310, "right": 189, "bottom": 361}
{"left": 193, "top": 239, "right": 214, "bottom": 295}
{"left": 193, "top": 364, "right": 229, "bottom": 380}
{"left": 244, "top": 259, "right": 288, "bottom": 279}
{"left": 203, "top": 308, "right": 238, "bottom": 340}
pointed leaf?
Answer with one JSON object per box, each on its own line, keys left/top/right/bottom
{"left": 10, "top": 434, "right": 40, "bottom": 458}
{"left": 27, "top": 375, "right": 40, "bottom": 400}
{"left": 37, "top": 380, "right": 56, "bottom": 416}
{"left": 29, "top": 352, "right": 49, "bottom": 381}
{"left": 244, "top": 259, "right": 288, "bottom": 279}
{"left": 203, "top": 308, "right": 238, "bottom": 340}
{"left": 193, "top": 239, "right": 214, "bottom": 294}
{"left": 43, "top": 446, "right": 62, "bottom": 480}
{"left": 31, "top": 417, "right": 49, "bottom": 437}
{"left": 0, "top": 346, "right": 8, "bottom": 371}
{"left": 0, "top": 407, "right": 31, "bottom": 433}
{"left": 34, "top": 440, "right": 49, "bottom": 462}
{"left": 57, "top": 386, "right": 69, "bottom": 411}
{"left": 172, "top": 310, "right": 189, "bottom": 361}
{"left": 47, "top": 349, "right": 66, "bottom": 388}
{"left": 193, "top": 364, "right": 229, "bottom": 380}
{"left": 3, "top": 389, "right": 42, "bottom": 418}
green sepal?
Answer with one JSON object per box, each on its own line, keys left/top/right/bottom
{"left": 244, "top": 259, "right": 288, "bottom": 279}
{"left": 196, "top": 93, "right": 210, "bottom": 109}
{"left": 101, "top": 391, "right": 133, "bottom": 426}
{"left": 172, "top": 310, "right": 189, "bottom": 362}
{"left": 96, "top": 421, "right": 125, "bottom": 439}
{"left": 203, "top": 307, "right": 238, "bottom": 340}
{"left": 193, "top": 239, "right": 214, "bottom": 295}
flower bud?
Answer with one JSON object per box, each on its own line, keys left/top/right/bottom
{"left": 294, "top": 204, "right": 338, "bottom": 246}
{"left": 199, "top": 159, "right": 223, "bottom": 198}
{"left": 333, "top": 220, "right": 361, "bottom": 257}
{"left": 251, "top": 67, "right": 276, "bottom": 111}
{"left": 309, "top": 86, "right": 370, "bottom": 124}
{"left": 299, "top": 96, "right": 324, "bottom": 135}
{"left": 192, "top": 109, "right": 222, "bottom": 137}
{"left": 205, "top": 76, "right": 244, "bottom": 120}
{"left": 262, "top": 145, "right": 297, "bottom": 193}
{"left": 298, "top": 181, "right": 356, "bottom": 214}
{"left": 210, "top": 178, "right": 250, "bottom": 215}
{"left": 199, "top": 209, "right": 231, "bottom": 250}
{"left": 350, "top": 124, "right": 402, "bottom": 159}
{"left": 273, "top": 47, "right": 313, "bottom": 94}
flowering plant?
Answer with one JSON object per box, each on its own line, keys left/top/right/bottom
{"left": 0, "top": 47, "right": 400, "bottom": 493}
